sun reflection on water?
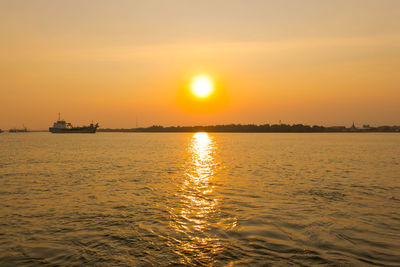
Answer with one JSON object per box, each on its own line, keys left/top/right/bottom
{"left": 171, "top": 132, "right": 222, "bottom": 264}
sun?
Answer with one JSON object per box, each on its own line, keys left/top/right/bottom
{"left": 191, "top": 75, "right": 214, "bottom": 98}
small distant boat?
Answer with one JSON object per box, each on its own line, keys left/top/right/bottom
{"left": 9, "top": 125, "right": 28, "bottom": 133}
{"left": 49, "top": 114, "right": 99, "bottom": 134}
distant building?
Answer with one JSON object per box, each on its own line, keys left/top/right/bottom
{"left": 363, "top": 124, "right": 373, "bottom": 130}
{"left": 349, "top": 122, "right": 358, "bottom": 131}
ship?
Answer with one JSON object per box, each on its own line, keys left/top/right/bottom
{"left": 49, "top": 114, "right": 99, "bottom": 133}
{"left": 0, "top": 129, "right": 3, "bottom": 133}
{"left": 9, "top": 125, "right": 28, "bottom": 133}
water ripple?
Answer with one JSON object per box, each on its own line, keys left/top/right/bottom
{"left": 0, "top": 133, "right": 399, "bottom": 266}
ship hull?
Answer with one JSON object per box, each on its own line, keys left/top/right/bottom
{"left": 9, "top": 129, "right": 28, "bottom": 133}
{"left": 49, "top": 127, "right": 97, "bottom": 133}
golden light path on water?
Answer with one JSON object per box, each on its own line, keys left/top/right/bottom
{"left": 172, "top": 132, "right": 222, "bottom": 265}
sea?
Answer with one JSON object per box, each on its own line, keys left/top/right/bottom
{"left": 0, "top": 132, "right": 399, "bottom": 266}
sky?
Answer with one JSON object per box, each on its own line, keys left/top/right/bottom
{"left": 1, "top": 0, "right": 399, "bottom": 129}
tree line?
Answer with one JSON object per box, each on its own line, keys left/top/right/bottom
{"left": 99, "top": 124, "right": 400, "bottom": 132}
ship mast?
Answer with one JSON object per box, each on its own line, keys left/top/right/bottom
{"left": 58, "top": 112, "right": 61, "bottom": 121}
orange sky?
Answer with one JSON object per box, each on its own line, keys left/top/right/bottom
{"left": 1, "top": 0, "right": 399, "bottom": 129}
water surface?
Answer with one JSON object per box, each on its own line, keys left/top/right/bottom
{"left": 0, "top": 132, "right": 399, "bottom": 266}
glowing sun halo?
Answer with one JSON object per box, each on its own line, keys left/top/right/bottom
{"left": 191, "top": 75, "right": 214, "bottom": 98}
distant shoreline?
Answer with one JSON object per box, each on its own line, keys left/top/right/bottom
{"left": 4, "top": 124, "right": 400, "bottom": 133}
{"left": 98, "top": 124, "right": 400, "bottom": 133}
